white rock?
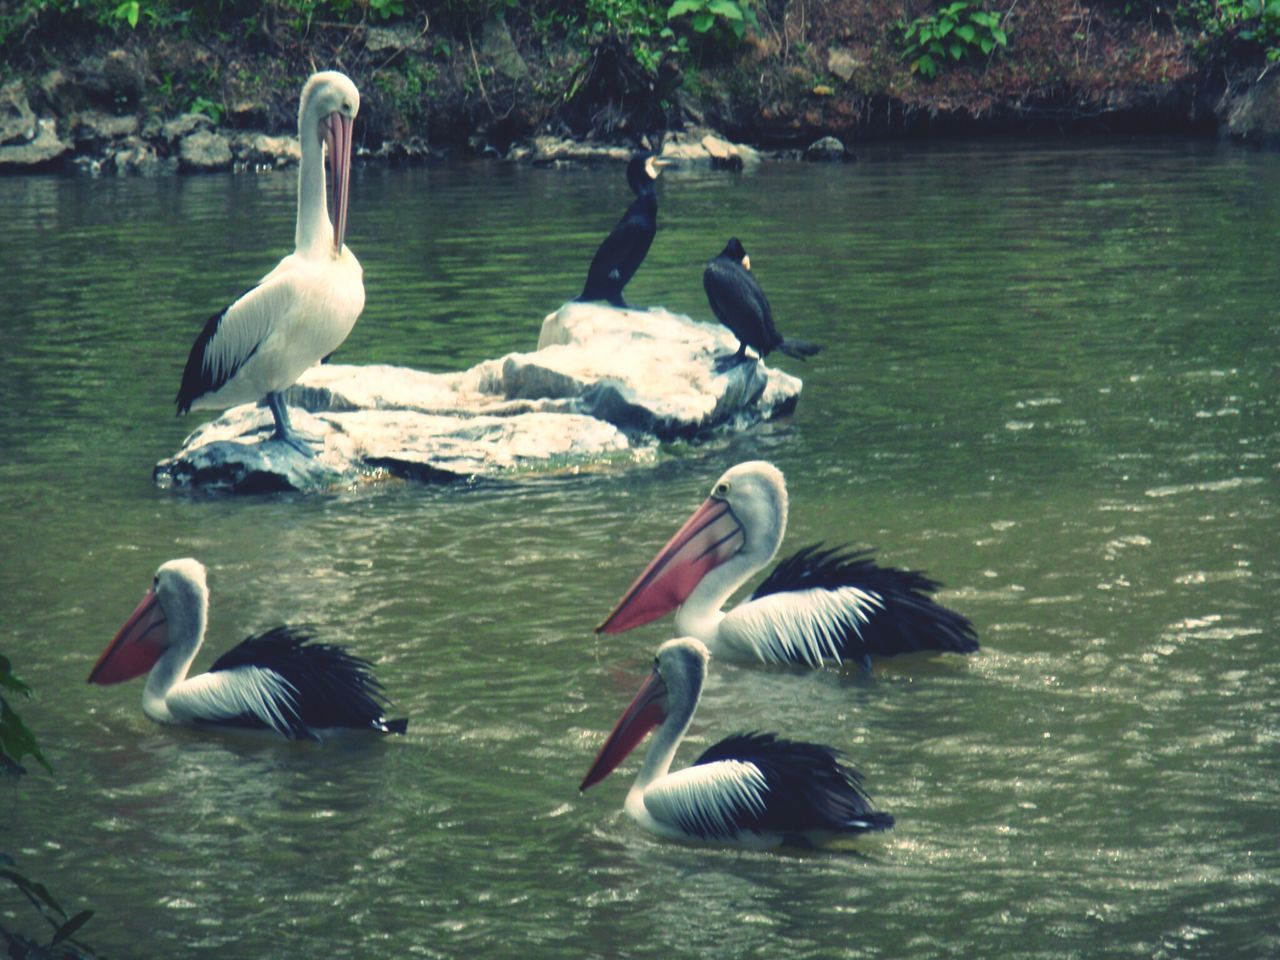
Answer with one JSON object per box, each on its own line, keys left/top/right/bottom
{"left": 154, "top": 303, "right": 804, "bottom": 494}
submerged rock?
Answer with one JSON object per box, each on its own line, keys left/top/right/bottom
{"left": 154, "top": 303, "right": 805, "bottom": 494}
{"left": 804, "top": 136, "right": 850, "bottom": 162}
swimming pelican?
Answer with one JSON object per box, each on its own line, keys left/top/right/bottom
{"left": 88, "top": 558, "right": 406, "bottom": 740}
{"left": 175, "top": 71, "right": 364, "bottom": 456}
{"left": 597, "top": 461, "right": 978, "bottom": 670}
{"left": 580, "top": 637, "right": 893, "bottom": 847}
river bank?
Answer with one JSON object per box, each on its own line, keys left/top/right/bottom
{"left": 2, "top": 1, "right": 1279, "bottom": 175}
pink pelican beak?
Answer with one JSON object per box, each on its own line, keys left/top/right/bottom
{"left": 87, "top": 589, "right": 170, "bottom": 685}
{"left": 580, "top": 665, "right": 669, "bottom": 791}
{"left": 324, "top": 111, "right": 354, "bottom": 253}
{"left": 595, "top": 495, "right": 745, "bottom": 634}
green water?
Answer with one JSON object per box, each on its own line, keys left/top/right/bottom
{"left": 1, "top": 141, "right": 1277, "bottom": 959}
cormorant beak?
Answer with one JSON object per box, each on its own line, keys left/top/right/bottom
{"left": 646, "top": 156, "right": 674, "bottom": 179}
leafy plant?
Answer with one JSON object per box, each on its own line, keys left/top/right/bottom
{"left": 0, "top": 655, "right": 50, "bottom": 778}
{"left": 189, "top": 94, "right": 224, "bottom": 122}
{"left": 575, "top": 0, "right": 675, "bottom": 73}
{"left": 1, "top": 654, "right": 103, "bottom": 958}
{"left": 367, "top": 0, "right": 405, "bottom": 22}
{"left": 899, "top": 1, "right": 1009, "bottom": 79}
{"left": 666, "top": 0, "right": 757, "bottom": 43}
{"left": 1179, "top": 0, "right": 1280, "bottom": 62}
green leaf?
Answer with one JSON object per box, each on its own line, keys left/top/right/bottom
{"left": 52, "top": 910, "right": 94, "bottom": 946}
{"left": 949, "top": 41, "right": 965, "bottom": 59}
{"left": 955, "top": 23, "right": 976, "bottom": 41}
{"left": 0, "top": 701, "right": 52, "bottom": 774}
{"left": 707, "top": 0, "right": 744, "bottom": 19}
{"left": 937, "top": 19, "right": 955, "bottom": 36}
{"left": 970, "top": 11, "right": 998, "bottom": 26}
{"left": 667, "top": 0, "right": 701, "bottom": 18}
{"left": 992, "top": 26, "right": 1008, "bottom": 45}
{"left": 979, "top": 36, "right": 995, "bottom": 53}
{"left": 691, "top": 10, "right": 715, "bottom": 31}
{"left": 942, "top": 1, "right": 969, "bottom": 15}
{"left": 0, "top": 870, "right": 67, "bottom": 917}
{"left": 918, "top": 25, "right": 934, "bottom": 42}
{"left": 0, "top": 657, "right": 31, "bottom": 697}
{"left": 913, "top": 53, "right": 938, "bottom": 76}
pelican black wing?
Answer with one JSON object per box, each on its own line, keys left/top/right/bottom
{"left": 175, "top": 286, "right": 258, "bottom": 414}
{"left": 207, "top": 626, "right": 405, "bottom": 737}
{"left": 693, "top": 732, "right": 894, "bottom": 836}
{"left": 752, "top": 545, "right": 979, "bottom": 658}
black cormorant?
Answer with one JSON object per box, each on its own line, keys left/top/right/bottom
{"left": 702, "top": 237, "right": 822, "bottom": 371}
{"left": 577, "top": 151, "right": 670, "bottom": 308}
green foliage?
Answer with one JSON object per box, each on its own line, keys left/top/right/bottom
{"left": 577, "top": 0, "right": 676, "bottom": 72}
{"left": 898, "top": 1, "right": 1009, "bottom": 79}
{"left": 666, "top": 0, "right": 758, "bottom": 44}
{"left": 112, "top": 0, "right": 140, "bottom": 28}
{"left": 368, "top": 0, "right": 405, "bottom": 22}
{"left": 0, "top": 655, "right": 50, "bottom": 777}
{"left": 1, "top": 862, "right": 100, "bottom": 960}
{"left": 1182, "top": 0, "right": 1280, "bottom": 62}
{"left": 1, "top": 655, "right": 102, "bottom": 958}
{"left": 189, "top": 94, "right": 224, "bottom": 122}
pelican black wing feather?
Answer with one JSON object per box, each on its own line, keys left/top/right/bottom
{"left": 693, "top": 732, "right": 893, "bottom": 836}
{"left": 175, "top": 286, "right": 258, "bottom": 414}
{"left": 206, "top": 626, "right": 406, "bottom": 738}
{"left": 753, "top": 544, "right": 979, "bottom": 658}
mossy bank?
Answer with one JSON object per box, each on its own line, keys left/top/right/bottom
{"left": 3, "top": 0, "right": 1279, "bottom": 174}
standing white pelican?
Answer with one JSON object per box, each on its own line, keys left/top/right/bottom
{"left": 88, "top": 558, "right": 406, "bottom": 740}
{"left": 580, "top": 637, "right": 893, "bottom": 848}
{"left": 175, "top": 71, "right": 364, "bottom": 456}
{"left": 597, "top": 461, "right": 978, "bottom": 670}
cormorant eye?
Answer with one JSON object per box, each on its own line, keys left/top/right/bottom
{"left": 714, "top": 481, "right": 730, "bottom": 496}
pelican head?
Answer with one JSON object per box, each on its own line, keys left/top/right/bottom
{"left": 88, "top": 558, "right": 208, "bottom": 685}
{"left": 300, "top": 71, "right": 360, "bottom": 254}
{"left": 596, "top": 461, "right": 789, "bottom": 634}
{"left": 580, "top": 637, "right": 709, "bottom": 791}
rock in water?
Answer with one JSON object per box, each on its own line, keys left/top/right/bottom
{"left": 154, "top": 303, "right": 805, "bottom": 494}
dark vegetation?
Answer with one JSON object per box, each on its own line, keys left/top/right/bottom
{"left": 2, "top": 0, "right": 1279, "bottom": 152}
{"left": 2, "top": 656, "right": 103, "bottom": 959}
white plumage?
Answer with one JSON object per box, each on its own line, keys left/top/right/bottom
{"left": 88, "top": 558, "right": 407, "bottom": 740}
{"left": 162, "top": 665, "right": 300, "bottom": 734}
{"left": 580, "top": 638, "right": 894, "bottom": 848}
{"left": 176, "top": 71, "right": 364, "bottom": 456}
{"left": 719, "top": 585, "right": 884, "bottom": 668}
{"left": 597, "top": 460, "right": 979, "bottom": 670}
